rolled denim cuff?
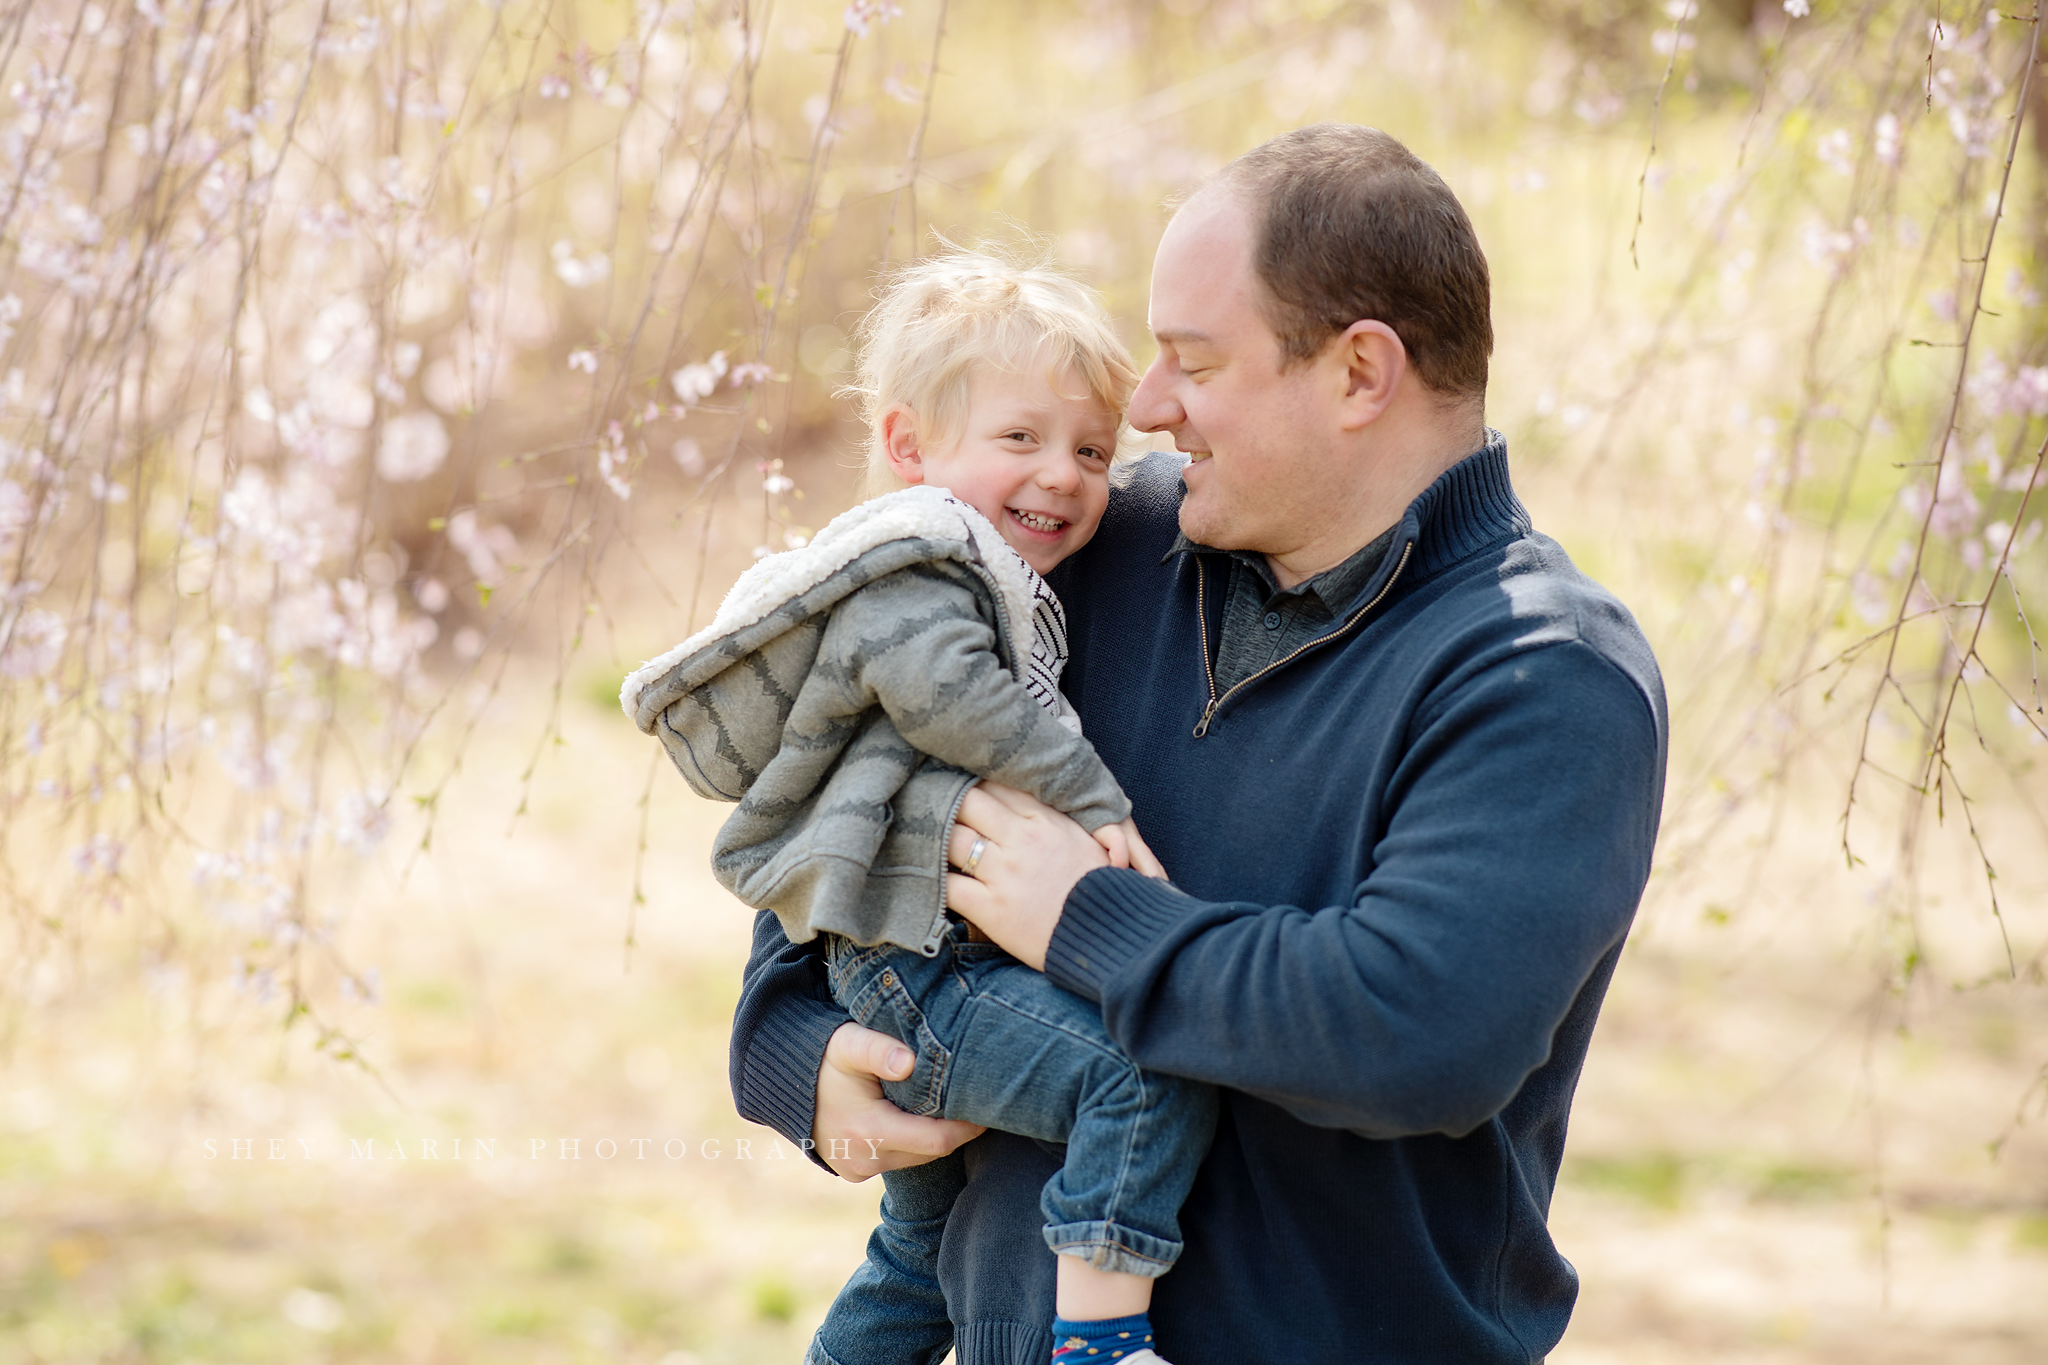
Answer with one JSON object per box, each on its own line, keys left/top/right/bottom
{"left": 1041, "top": 1218, "right": 1182, "bottom": 1278}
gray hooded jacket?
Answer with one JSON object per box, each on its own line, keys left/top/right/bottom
{"left": 621, "top": 486, "right": 1131, "bottom": 957}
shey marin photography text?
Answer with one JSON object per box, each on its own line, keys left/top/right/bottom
{"left": 199, "top": 1134, "right": 873, "bottom": 1163}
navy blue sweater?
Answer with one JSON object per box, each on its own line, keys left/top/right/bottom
{"left": 730, "top": 440, "right": 1668, "bottom": 1363}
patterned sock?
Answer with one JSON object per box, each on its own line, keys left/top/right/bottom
{"left": 1049, "top": 1312, "right": 1155, "bottom": 1362}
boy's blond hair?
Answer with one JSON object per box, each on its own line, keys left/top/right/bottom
{"left": 847, "top": 244, "right": 1141, "bottom": 499}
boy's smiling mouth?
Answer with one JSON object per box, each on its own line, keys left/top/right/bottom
{"left": 1008, "top": 508, "right": 1068, "bottom": 535}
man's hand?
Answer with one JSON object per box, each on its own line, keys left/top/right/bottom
{"left": 947, "top": 783, "right": 1135, "bottom": 969}
{"left": 814, "top": 1022, "right": 984, "bottom": 1181}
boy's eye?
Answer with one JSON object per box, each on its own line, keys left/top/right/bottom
{"left": 1078, "top": 446, "right": 1109, "bottom": 463}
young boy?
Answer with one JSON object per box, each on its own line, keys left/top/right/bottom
{"left": 621, "top": 249, "right": 1216, "bottom": 1365}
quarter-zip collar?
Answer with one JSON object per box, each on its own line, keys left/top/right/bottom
{"left": 1165, "top": 431, "right": 1523, "bottom": 737}
{"left": 1164, "top": 524, "right": 1395, "bottom": 624}
{"left": 1161, "top": 429, "right": 1522, "bottom": 594}
{"left": 1395, "top": 428, "right": 1526, "bottom": 579}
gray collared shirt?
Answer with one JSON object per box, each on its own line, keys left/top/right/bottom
{"left": 1168, "top": 525, "right": 1399, "bottom": 696}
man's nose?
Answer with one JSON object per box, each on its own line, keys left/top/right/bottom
{"left": 1122, "top": 356, "right": 1187, "bottom": 435}
{"left": 1127, "top": 354, "right": 1182, "bottom": 434}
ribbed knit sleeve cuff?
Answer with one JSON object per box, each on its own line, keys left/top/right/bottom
{"left": 1044, "top": 866, "right": 1191, "bottom": 1003}
{"left": 733, "top": 994, "right": 847, "bottom": 1169}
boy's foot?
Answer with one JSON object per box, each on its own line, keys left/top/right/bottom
{"left": 1050, "top": 1313, "right": 1164, "bottom": 1363}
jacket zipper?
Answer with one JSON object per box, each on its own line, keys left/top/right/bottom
{"left": 1191, "top": 540, "right": 1414, "bottom": 738}
{"left": 932, "top": 557, "right": 1021, "bottom": 957}
{"left": 928, "top": 773, "right": 980, "bottom": 955}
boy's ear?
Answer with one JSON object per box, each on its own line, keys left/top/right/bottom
{"left": 881, "top": 405, "right": 925, "bottom": 483}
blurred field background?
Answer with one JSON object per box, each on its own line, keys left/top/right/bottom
{"left": 3, "top": 0, "right": 2047, "bottom": 1360}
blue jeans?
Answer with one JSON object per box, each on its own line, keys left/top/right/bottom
{"left": 808, "top": 922, "right": 1218, "bottom": 1365}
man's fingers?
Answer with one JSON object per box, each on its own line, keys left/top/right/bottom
{"left": 815, "top": 1024, "right": 981, "bottom": 1180}
{"left": 953, "top": 785, "right": 1008, "bottom": 837}
{"left": 825, "top": 1020, "right": 914, "bottom": 1082}
{"left": 925, "top": 1118, "right": 987, "bottom": 1153}
{"left": 821, "top": 1095, "right": 985, "bottom": 1179}
{"left": 874, "top": 1113, "right": 986, "bottom": 1158}
{"left": 849, "top": 1101, "right": 938, "bottom": 1147}
{"left": 947, "top": 821, "right": 984, "bottom": 872}
{"left": 986, "top": 781, "right": 1057, "bottom": 817}
{"left": 960, "top": 781, "right": 1047, "bottom": 826}
{"left": 946, "top": 872, "right": 990, "bottom": 920}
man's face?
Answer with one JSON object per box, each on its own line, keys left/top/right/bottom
{"left": 1128, "top": 193, "right": 1348, "bottom": 561}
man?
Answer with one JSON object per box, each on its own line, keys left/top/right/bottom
{"left": 730, "top": 124, "right": 1667, "bottom": 1363}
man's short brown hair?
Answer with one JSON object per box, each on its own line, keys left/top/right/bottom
{"left": 1209, "top": 124, "right": 1492, "bottom": 401}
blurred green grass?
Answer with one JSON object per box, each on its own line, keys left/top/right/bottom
{"left": 2, "top": 680, "right": 2043, "bottom": 1363}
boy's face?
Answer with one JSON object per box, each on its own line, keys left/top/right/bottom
{"left": 907, "top": 361, "right": 1118, "bottom": 577}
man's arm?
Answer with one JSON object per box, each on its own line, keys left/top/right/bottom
{"left": 731, "top": 910, "right": 985, "bottom": 1176}
{"left": 950, "top": 641, "right": 1664, "bottom": 1139}
{"left": 730, "top": 911, "right": 852, "bottom": 1161}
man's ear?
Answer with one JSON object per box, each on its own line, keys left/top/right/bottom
{"left": 1334, "top": 321, "right": 1406, "bottom": 431}
{"left": 881, "top": 404, "right": 925, "bottom": 483}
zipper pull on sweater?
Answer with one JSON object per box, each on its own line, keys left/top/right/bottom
{"left": 1193, "top": 697, "right": 1218, "bottom": 739}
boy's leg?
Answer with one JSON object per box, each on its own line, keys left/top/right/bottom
{"left": 1032, "top": 1057, "right": 1219, "bottom": 1281}
{"left": 934, "top": 950, "right": 1220, "bottom": 1283}
{"left": 813, "top": 937, "right": 971, "bottom": 1364}
{"left": 824, "top": 931, "right": 1215, "bottom": 1357}
{"left": 808, "top": 1149, "right": 965, "bottom": 1365}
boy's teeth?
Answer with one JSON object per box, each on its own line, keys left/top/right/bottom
{"left": 1012, "top": 509, "right": 1063, "bottom": 532}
